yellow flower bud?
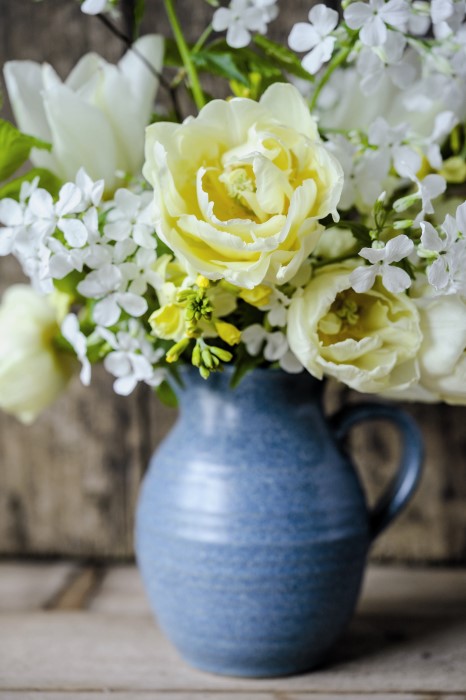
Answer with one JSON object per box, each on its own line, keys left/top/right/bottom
{"left": 166, "top": 337, "right": 190, "bottom": 364}
{"left": 196, "top": 275, "right": 211, "bottom": 289}
{"left": 215, "top": 321, "right": 241, "bottom": 346}
{"left": 239, "top": 285, "right": 272, "bottom": 308}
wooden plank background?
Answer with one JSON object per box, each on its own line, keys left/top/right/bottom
{"left": 0, "top": 0, "right": 465, "bottom": 561}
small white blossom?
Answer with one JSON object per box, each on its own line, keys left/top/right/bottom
{"left": 420, "top": 202, "right": 466, "bottom": 295}
{"left": 0, "top": 179, "right": 38, "bottom": 256}
{"left": 356, "top": 31, "right": 417, "bottom": 96}
{"left": 104, "top": 189, "right": 156, "bottom": 250}
{"left": 431, "top": 0, "right": 465, "bottom": 37}
{"left": 288, "top": 4, "right": 339, "bottom": 75}
{"left": 344, "top": 0, "right": 410, "bottom": 47}
{"left": 61, "top": 314, "right": 91, "bottom": 385}
{"left": 350, "top": 235, "right": 414, "bottom": 293}
{"left": 326, "top": 135, "right": 389, "bottom": 210}
{"left": 75, "top": 168, "right": 105, "bottom": 208}
{"left": 77, "top": 263, "right": 148, "bottom": 327}
{"left": 368, "top": 116, "right": 421, "bottom": 176}
{"left": 98, "top": 323, "right": 165, "bottom": 395}
{"left": 242, "top": 324, "right": 303, "bottom": 373}
{"left": 212, "top": 0, "right": 278, "bottom": 48}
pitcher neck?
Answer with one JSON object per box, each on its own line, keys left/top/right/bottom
{"left": 174, "top": 366, "right": 324, "bottom": 415}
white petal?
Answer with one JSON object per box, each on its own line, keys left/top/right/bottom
{"left": 393, "top": 146, "right": 421, "bottom": 177}
{"left": 104, "top": 219, "right": 132, "bottom": 242}
{"left": 56, "top": 183, "right": 83, "bottom": 217}
{"left": 427, "top": 257, "right": 449, "bottom": 289}
{"left": 289, "top": 23, "right": 321, "bottom": 52}
{"left": 0, "top": 228, "right": 16, "bottom": 256}
{"left": 117, "top": 293, "right": 148, "bottom": 317}
{"left": 380, "top": 0, "right": 410, "bottom": 29}
{"left": 113, "top": 374, "right": 138, "bottom": 396}
{"left": 456, "top": 201, "right": 466, "bottom": 236}
{"left": 420, "top": 222, "right": 443, "bottom": 252}
{"left": 94, "top": 295, "right": 121, "bottom": 326}
{"left": 302, "top": 38, "right": 335, "bottom": 75}
{"left": 423, "top": 174, "right": 447, "bottom": 199}
{"left": 27, "top": 189, "right": 54, "bottom": 219}
{"left": 3, "top": 61, "right": 58, "bottom": 172}
{"left": 264, "top": 331, "right": 288, "bottom": 361}
{"left": 59, "top": 218, "right": 89, "bottom": 248}
{"left": 80, "top": 358, "right": 92, "bottom": 386}
{"left": 242, "top": 324, "right": 267, "bottom": 355}
{"left": 384, "top": 234, "right": 414, "bottom": 262}
{"left": 308, "top": 4, "right": 339, "bottom": 35}
{"left": 43, "top": 84, "right": 119, "bottom": 185}
{"left": 81, "top": 0, "right": 107, "bottom": 14}
{"left": 279, "top": 350, "right": 304, "bottom": 374}
{"left": 105, "top": 351, "right": 132, "bottom": 377}
{"left": 360, "top": 16, "right": 388, "bottom": 47}
{"left": 381, "top": 265, "right": 411, "bottom": 293}
{"left": 349, "top": 265, "right": 378, "bottom": 292}
{"left": 360, "top": 246, "right": 386, "bottom": 264}
{"left": 344, "top": 2, "right": 374, "bottom": 29}
{"left": 226, "top": 23, "right": 252, "bottom": 48}
{"left": 0, "top": 199, "right": 23, "bottom": 227}
{"left": 212, "top": 8, "right": 233, "bottom": 32}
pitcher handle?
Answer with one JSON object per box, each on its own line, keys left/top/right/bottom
{"left": 331, "top": 403, "right": 424, "bottom": 541}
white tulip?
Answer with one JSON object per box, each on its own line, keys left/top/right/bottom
{"left": 4, "top": 35, "right": 164, "bottom": 192}
{"left": 0, "top": 286, "right": 75, "bottom": 424}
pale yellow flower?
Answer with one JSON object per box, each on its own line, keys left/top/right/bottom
{"left": 287, "top": 262, "right": 422, "bottom": 393}
{"left": 144, "top": 83, "right": 343, "bottom": 289}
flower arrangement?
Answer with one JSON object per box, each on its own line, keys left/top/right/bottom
{"left": 1, "top": 0, "right": 465, "bottom": 423}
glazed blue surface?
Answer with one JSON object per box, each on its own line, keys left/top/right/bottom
{"left": 136, "top": 368, "right": 423, "bottom": 677}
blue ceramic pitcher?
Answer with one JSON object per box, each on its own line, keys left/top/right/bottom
{"left": 136, "top": 368, "right": 423, "bottom": 677}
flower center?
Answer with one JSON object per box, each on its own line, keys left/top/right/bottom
{"left": 219, "top": 167, "right": 255, "bottom": 200}
{"left": 318, "top": 291, "right": 365, "bottom": 342}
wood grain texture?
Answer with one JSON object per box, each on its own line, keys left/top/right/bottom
{"left": 1, "top": 695, "right": 463, "bottom": 700}
{"left": 0, "top": 0, "right": 465, "bottom": 560}
{"left": 1, "top": 563, "right": 465, "bottom": 694}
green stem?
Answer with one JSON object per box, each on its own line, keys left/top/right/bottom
{"left": 163, "top": 0, "right": 206, "bottom": 111}
{"left": 193, "top": 24, "right": 213, "bottom": 54}
{"left": 309, "top": 43, "right": 354, "bottom": 113}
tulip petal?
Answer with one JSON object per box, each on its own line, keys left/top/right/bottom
{"left": 43, "top": 84, "right": 118, "bottom": 184}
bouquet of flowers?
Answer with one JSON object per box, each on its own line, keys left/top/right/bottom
{"left": 1, "top": 0, "right": 465, "bottom": 424}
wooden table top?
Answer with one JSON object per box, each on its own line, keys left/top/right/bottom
{"left": 0, "top": 563, "right": 465, "bottom": 699}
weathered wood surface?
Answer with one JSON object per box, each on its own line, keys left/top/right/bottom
{"left": 0, "top": 0, "right": 465, "bottom": 560}
{"left": 0, "top": 563, "right": 465, "bottom": 696}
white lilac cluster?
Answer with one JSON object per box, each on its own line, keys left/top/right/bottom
{"left": 0, "top": 169, "right": 166, "bottom": 395}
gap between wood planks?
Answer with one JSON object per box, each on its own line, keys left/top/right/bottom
{"left": 42, "top": 564, "right": 106, "bottom": 611}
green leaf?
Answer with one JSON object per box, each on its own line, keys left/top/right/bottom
{"left": 333, "top": 219, "right": 373, "bottom": 247}
{"left": 156, "top": 380, "right": 179, "bottom": 408}
{"left": 193, "top": 50, "right": 249, "bottom": 85}
{"left": 0, "top": 168, "right": 61, "bottom": 200}
{"left": 0, "top": 119, "right": 51, "bottom": 182}
{"left": 253, "top": 35, "right": 315, "bottom": 82}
